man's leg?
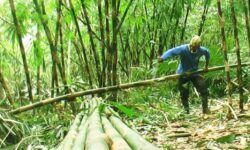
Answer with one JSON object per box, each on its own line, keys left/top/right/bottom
{"left": 178, "top": 77, "right": 190, "bottom": 113}
{"left": 192, "top": 75, "right": 209, "bottom": 113}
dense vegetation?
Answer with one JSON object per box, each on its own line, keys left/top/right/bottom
{"left": 0, "top": 0, "right": 249, "bottom": 149}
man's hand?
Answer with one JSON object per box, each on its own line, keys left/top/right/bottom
{"left": 158, "top": 56, "right": 163, "bottom": 63}
{"left": 204, "top": 67, "right": 208, "bottom": 72}
{"left": 204, "top": 60, "right": 209, "bottom": 72}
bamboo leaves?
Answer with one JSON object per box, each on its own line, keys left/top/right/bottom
{"left": 110, "top": 101, "right": 138, "bottom": 118}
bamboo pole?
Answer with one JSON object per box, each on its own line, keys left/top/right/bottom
{"left": 85, "top": 109, "right": 109, "bottom": 150}
{"left": 230, "top": 0, "right": 244, "bottom": 111}
{"left": 56, "top": 113, "right": 83, "bottom": 150}
{"left": 71, "top": 116, "right": 89, "bottom": 150}
{"left": 109, "top": 116, "right": 160, "bottom": 150}
{"left": 9, "top": 63, "right": 250, "bottom": 114}
{"left": 102, "top": 116, "right": 132, "bottom": 150}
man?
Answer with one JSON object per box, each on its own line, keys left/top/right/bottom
{"left": 158, "top": 35, "right": 210, "bottom": 114}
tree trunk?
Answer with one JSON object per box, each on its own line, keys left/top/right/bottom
{"left": 9, "top": 0, "right": 33, "bottom": 103}
{"left": 217, "top": 0, "right": 233, "bottom": 116}
{"left": 105, "top": 0, "right": 112, "bottom": 86}
{"left": 160, "top": 1, "right": 176, "bottom": 50}
{"left": 81, "top": 1, "right": 102, "bottom": 87}
{"left": 110, "top": 0, "right": 119, "bottom": 100}
{"left": 33, "top": 0, "right": 66, "bottom": 87}
{"left": 115, "top": 0, "right": 134, "bottom": 33}
{"left": 170, "top": 18, "right": 180, "bottom": 47}
{"left": 34, "top": 0, "right": 76, "bottom": 113}
{"left": 51, "top": 63, "right": 59, "bottom": 97}
{"left": 59, "top": 19, "right": 65, "bottom": 87}
{"left": 0, "top": 69, "right": 14, "bottom": 106}
{"left": 149, "top": 0, "right": 158, "bottom": 69}
{"left": 180, "top": 5, "right": 190, "bottom": 43}
{"left": 34, "top": 30, "right": 41, "bottom": 96}
{"left": 98, "top": 0, "right": 106, "bottom": 87}
{"left": 230, "top": 0, "right": 244, "bottom": 111}
{"left": 55, "top": 0, "right": 66, "bottom": 85}
{"left": 68, "top": 0, "right": 93, "bottom": 89}
{"left": 36, "top": 66, "right": 41, "bottom": 96}
{"left": 72, "top": 39, "right": 87, "bottom": 79}
{"left": 198, "top": 0, "right": 210, "bottom": 36}
{"left": 242, "top": 0, "right": 250, "bottom": 57}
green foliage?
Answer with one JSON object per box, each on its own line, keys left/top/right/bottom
{"left": 33, "top": 39, "right": 44, "bottom": 67}
{"left": 215, "top": 134, "right": 236, "bottom": 143}
{"left": 157, "top": 59, "right": 178, "bottom": 75}
{"left": 110, "top": 101, "right": 138, "bottom": 118}
{"left": 98, "top": 103, "right": 106, "bottom": 114}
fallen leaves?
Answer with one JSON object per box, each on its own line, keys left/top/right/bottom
{"left": 131, "top": 98, "right": 250, "bottom": 149}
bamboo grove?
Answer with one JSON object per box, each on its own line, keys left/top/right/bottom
{"left": 0, "top": 0, "right": 249, "bottom": 111}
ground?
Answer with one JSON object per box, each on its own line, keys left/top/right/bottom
{"left": 129, "top": 98, "right": 250, "bottom": 150}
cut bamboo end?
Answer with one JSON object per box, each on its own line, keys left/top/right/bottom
{"left": 109, "top": 116, "right": 161, "bottom": 150}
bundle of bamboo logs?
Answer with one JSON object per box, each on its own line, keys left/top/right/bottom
{"left": 55, "top": 98, "right": 161, "bottom": 150}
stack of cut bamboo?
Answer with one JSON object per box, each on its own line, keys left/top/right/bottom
{"left": 55, "top": 98, "right": 161, "bottom": 150}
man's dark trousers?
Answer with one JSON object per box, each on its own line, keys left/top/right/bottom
{"left": 178, "top": 74, "right": 208, "bottom": 114}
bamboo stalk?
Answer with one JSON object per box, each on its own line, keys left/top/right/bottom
{"left": 85, "top": 109, "right": 109, "bottom": 150}
{"left": 56, "top": 113, "right": 83, "bottom": 150}
{"left": 102, "top": 116, "right": 132, "bottom": 150}
{"left": 71, "top": 116, "right": 89, "bottom": 150}
{"left": 230, "top": 0, "right": 244, "bottom": 111}
{"left": 9, "top": 63, "right": 250, "bottom": 114}
{"left": 109, "top": 116, "right": 160, "bottom": 150}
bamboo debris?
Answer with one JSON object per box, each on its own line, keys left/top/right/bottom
{"left": 109, "top": 116, "right": 161, "bottom": 150}
{"left": 102, "top": 116, "right": 132, "bottom": 150}
{"left": 166, "top": 133, "right": 191, "bottom": 138}
{"left": 56, "top": 113, "right": 83, "bottom": 150}
{"left": 231, "top": 81, "right": 249, "bottom": 93}
{"left": 238, "top": 114, "right": 250, "bottom": 118}
{"left": 85, "top": 108, "right": 109, "bottom": 150}
{"left": 9, "top": 63, "right": 250, "bottom": 114}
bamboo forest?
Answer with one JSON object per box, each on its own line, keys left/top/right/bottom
{"left": 0, "top": 0, "right": 250, "bottom": 149}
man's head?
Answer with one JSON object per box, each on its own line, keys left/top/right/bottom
{"left": 189, "top": 35, "right": 201, "bottom": 53}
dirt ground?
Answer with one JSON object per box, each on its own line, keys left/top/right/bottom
{"left": 136, "top": 98, "right": 250, "bottom": 150}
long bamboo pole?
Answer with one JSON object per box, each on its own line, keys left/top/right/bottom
{"left": 9, "top": 63, "right": 250, "bottom": 114}
{"left": 109, "top": 116, "right": 160, "bottom": 150}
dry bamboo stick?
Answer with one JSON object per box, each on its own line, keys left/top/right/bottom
{"left": 238, "top": 114, "right": 250, "bottom": 118}
{"left": 166, "top": 133, "right": 191, "bottom": 138}
{"left": 9, "top": 63, "right": 250, "bottom": 114}
{"left": 109, "top": 116, "right": 161, "bottom": 150}
{"left": 231, "top": 81, "right": 249, "bottom": 93}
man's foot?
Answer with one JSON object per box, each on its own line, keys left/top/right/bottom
{"left": 202, "top": 108, "right": 210, "bottom": 114}
{"left": 184, "top": 107, "right": 190, "bottom": 114}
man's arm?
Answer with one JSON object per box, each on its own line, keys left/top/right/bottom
{"left": 158, "top": 56, "right": 163, "bottom": 63}
{"left": 201, "top": 47, "right": 210, "bottom": 71}
{"left": 158, "top": 46, "right": 182, "bottom": 63}
{"left": 204, "top": 59, "right": 209, "bottom": 71}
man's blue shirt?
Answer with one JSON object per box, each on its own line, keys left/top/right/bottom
{"left": 161, "top": 44, "right": 210, "bottom": 74}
